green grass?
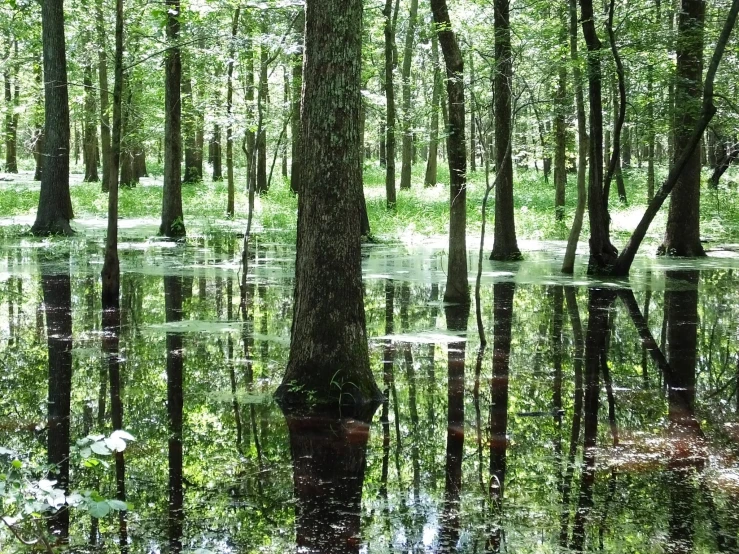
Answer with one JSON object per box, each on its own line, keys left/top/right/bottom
{"left": 1, "top": 159, "right": 738, "bottom": 247}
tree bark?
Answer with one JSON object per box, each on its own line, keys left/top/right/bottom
{"left": 160, "top": 0, "right": 185, "bottom": 237}
{"left": 490, "top": 0, "right": 522, "bottom": 261}
{"left": 661, "top": 0, "right": 706, "bottom": 257}
{"left": 399, "top": 0, "right": 419, "bottom": 190}
{"left": 424, "top": 29, "right": 441, "bottom": 187}
{"left": 290, "top": 7, "right": 304, "bottom": 194}
{"left": 83, "top": 64, "right": 99, "bottom": 182}
{"left": 431, "top": 0, "right": 469, "bottom": 305}
{"left": 32, "top": 0, "right": 74, "bottom": 236}
{"left": 256, "top": 14, "right": 269, "bottom": 195}
{"left": 211, "top": 126, "right": 222, "bottom": 181}
{"left": 3, "top": 51, "right": 18, "bottom": 173}
{"left": 553, "top": 4, "right": 568, "bottom": 222}
{"left": 383, "top": 0, "right": 398, "bottom": 208}
{"left": 97, "top": 0, "right": 112, "bottom": 192}
{"left": 580, "top": 0, "right": 617, "bottom": 272}
{"left": 182, "top": 60, "right": 201, "bottom": 183}
{"left": 275, "top": 0, "right": 381, "bottom": 407}
{"left": 226, "top": 8, "right": 240, "bottom": 217}
{"left": 32, "top": 59, "right": 45, "bottom": 181}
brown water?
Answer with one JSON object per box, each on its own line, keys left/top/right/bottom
{"left": 1, "top": 232, "right": 739, "bottom": 553}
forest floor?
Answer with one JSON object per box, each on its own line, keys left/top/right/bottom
{"left": 1, "top": 160, "right": 738, "bottom": 256}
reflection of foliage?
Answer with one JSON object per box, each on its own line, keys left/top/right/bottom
{"left": 0, "top": 432, "right": 133, "bottom": 551}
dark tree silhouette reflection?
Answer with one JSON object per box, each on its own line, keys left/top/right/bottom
{"left": 164, "top": 275, "right": 185, "bottom": 554}
{"left": 280, "top": 403, "right": 379, "bottom": 554}
{"left": 42, "top": 252, "right": 73, "bottom": 542}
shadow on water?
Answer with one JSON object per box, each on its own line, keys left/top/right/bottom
{"left": 3, "top": 238, "right": 739, "bottom": 551}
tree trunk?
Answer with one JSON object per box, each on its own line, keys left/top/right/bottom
{"left": 160, "top": 0, "right": 185, "bottom": 237}
{"left": 661, "top": 0, "right": 706, "bottom": 257}
{"left": 383, "top": 0, "right": 398, "bottom": 208}
{"left": 256, "top": 14, "right": 269, "bottom": 195}
{"left": 182, "top": 62, "right": 200, "bottom": 183}
{"left": 490, "top": 0, "right": 522, "bottom": 261}
{"left": 226, "top": 8, "right": 240, "bottom": 217}
{"left": 469, "top": 51, "right": 477, "bottom": 173}
{"left": 647, "top": 64, "right": 655, "bottom": 200}
{"left": 275, "top": 0, "right": 381, "bottom": 407}
{"left": 424, "top": 29, "right": 441, "bottom": 188}
{"left": 97, "top": 0, "right": 112, "bottom": 192}
{"left": 581, "top": 0, "right": 617, "bottom": 272}
{"left": 32, "top": 59, "right": 45, "bottom": 181}
{"left": 431, "top": 0, "right": 469, "bottom": 305}
{"left": 399, "top": 0, "right": 419, "bottom": 190}
{"left": 290, "top": 7, "right": 304, "bottom": 194}
{"left": 3, "top": 67, "right": 18, "bottom": 173}
{"left": 83, "top": 64, "right": 99, "bottom": 182}
{"left": 211, "top": 126, "right": 222, "bottom": 181}
{"left": 32, "top": 0, "right": 74, "bottom": 236}
{"left": 553, "top": 4, "right": 568, "bottom": 222}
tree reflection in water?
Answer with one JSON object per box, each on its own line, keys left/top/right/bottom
{"left": 280, "top": 403, "right": 379, "bottom": 554}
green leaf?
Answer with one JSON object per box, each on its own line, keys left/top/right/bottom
{"left": 108, "top": 499, "right": 128, "bottom": 511}
{"left": 89, "top": 501, "right": 110, "bottom": 518}
{"left": 90, "top": 442, "right": 111, "bottom": 456}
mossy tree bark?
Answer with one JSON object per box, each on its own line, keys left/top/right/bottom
{"left": 160, "top": 0, "right": 185, "bottom": 237}
{"left": 32, "top": 0, "right": 74, "bottom": 236}
{"left": 275, "top": 0, "right": 381, "bottom": 407}
{"left": 490, "top": 0, "right": 522, "bottom": 261}
{"left": 431, "top": 0, "right": 470, "bottom": 305}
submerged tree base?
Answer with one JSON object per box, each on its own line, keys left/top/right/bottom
{"left": 30, "top": 218, "right": 75, "bottom": 237}
{"left": 275, "top": 365, "right": 383, "bottom": 410}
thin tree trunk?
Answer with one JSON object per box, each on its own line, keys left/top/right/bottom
{"left": 469, "top": 51, "right": 477, "bottom": 173}
{"left": 83, "top": 64, "right": 100, "bottom": 182}
{"left": 431, "top": 0, "right": 469, "bottom": 305}
{"left": 32, "top": 59, "right": 45, "bottom": 181}
{"left": 256, "top": 14, "right": 269, "bottom": 194}
{"left": 399, "top": 0, "right": 419, "bottom": 190}
{"left": 383, "top": 0, "right": 398, "bottom": 208}
{"left": 424, "top": 29, "right": 441, "bottom": 187}
{"left": 226, "top": 8, "right": 240, "bottom": 217}
{"left": 553, "top": 3, "right": 568, "bottom": 222}
{"left": 97, "top": 0, "right": 112, "bottom": 191}
{"left": 290, "top": 7, "right": 304, "bottom": 194}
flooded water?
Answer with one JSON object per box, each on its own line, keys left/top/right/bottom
{"left": 2, "top": 230, "right": 739, "bottom": 553}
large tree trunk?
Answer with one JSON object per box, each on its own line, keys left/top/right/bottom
{"left": 275, "top": 0, "right": 381, "bottom": 407}
{"left": 431, "top": 0, "right": 469, "bottom": 305}
{"left": 83, "top": 64, "right": 100, "bottom": 182}
{"left": 580, "top": 0, "right": 617, "bottom": 272}
{"left": 490, "top": 0, "right": 522, "bottom": 261}
{"left": 661, "top": 0, "right": 706, "bottom": 257}
{"left": 160, "top": 0, "right": 185, "bottom": 237}
{"left": 32, "top": 0, "right": 74, "bottom": 236}
{"left": 424, "top": 29, "right": 441, "bottom": 187}
{"left": 399, "top": 0, "right": 419, "bottom": 190}
{"left": 290, "top": 7, "right": 304, "bottom": 194}
{"left": 97, "top": 0, "right": 112, "bottom": 192}
{"left": 383, "top": 0, "right": 398, "bottom": 208}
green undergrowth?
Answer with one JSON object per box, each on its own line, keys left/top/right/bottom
{"left": 1, "top": 160, "right": 738, "bottom": 246}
